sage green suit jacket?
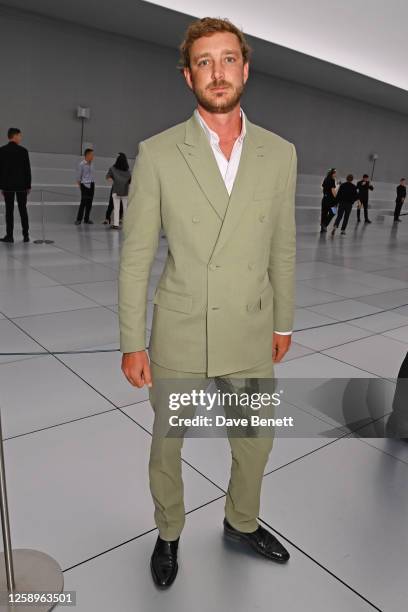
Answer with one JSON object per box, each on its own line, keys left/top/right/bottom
{"left": 118, "top": 112, "right": 297, "bottom": 376}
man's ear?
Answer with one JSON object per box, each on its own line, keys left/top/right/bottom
{"left": 243, "top": 61, "right": 249, "bottom": 85}
{"left": 183, "top": 67, "right": 193, "bottom": 90}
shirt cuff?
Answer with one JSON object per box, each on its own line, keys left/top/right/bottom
{"left": 274, "top": 330, "right": 292, "bottom": 335}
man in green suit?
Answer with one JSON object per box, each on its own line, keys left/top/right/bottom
{"left": 119, "top": 17, "right": 297, "bottom": 587}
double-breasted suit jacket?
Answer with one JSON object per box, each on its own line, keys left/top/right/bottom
{"left": 118, "top": 112, "right": 297, "bottom": 376}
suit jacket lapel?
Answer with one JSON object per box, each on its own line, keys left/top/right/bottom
{"left": 211, "top": 120, "right": 266, "bottom": 258}
{"left": 177, "top": 115, "right": 230, "bottom": 221}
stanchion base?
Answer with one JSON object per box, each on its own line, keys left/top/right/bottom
{"left": 33, "top": 240, "right": 54, "bottom": 244}
{"left": 0, "top": 549, "right": 63, "bottom": 611}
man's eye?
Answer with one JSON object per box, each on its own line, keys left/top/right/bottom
{"left": 198, "top": 59, "right": 210, "bottom": 67}
{"left": 225, "top": 56, "right": 236, "bottom": 63}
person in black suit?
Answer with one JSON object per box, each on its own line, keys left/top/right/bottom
{"left": 356, "top": 173, "right": 374, "bottom": 223}
{"left": 393, "top": 178, "right": 406, "bottom": 222}
{"left": 0, "top": 127, "right": 31, "bottom": 243}
{"left": 331, "top": 174, "right": 359, "bottom": 236}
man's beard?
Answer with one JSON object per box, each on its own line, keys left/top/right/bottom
{"left": 192, "top": 78, "right": 244, "bottom": 113}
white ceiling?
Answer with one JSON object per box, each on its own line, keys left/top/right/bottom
{"left": 149, "top": 0, "right": 408, "bottom": 91}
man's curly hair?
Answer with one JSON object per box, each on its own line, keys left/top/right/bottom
{"left": 178, "top": 17, "right": 252, "bottom": 71}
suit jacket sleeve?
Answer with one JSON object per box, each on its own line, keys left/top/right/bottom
{"left": 268, "top": 143, "right": 297, "bottom": 334}
{"left": 118, "top": 141, "right": 161, "bottom": 353}
{"left": 24, "top": 149, "right": 31, "bottom": 189}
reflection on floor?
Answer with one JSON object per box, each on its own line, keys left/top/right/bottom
{"left": 1, "top": 212, "right": 407, "bottom": 611}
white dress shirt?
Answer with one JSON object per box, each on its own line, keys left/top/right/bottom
{"left": 195, "top": 108, "right": 292, "bottom": 336}
{"left": 194, "top": 107, "right": 246, "bottom": 196}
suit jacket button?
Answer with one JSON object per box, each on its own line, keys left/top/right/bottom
{"left": 259, "top": 214, "right": 266, "bottom": 222}
{"left": 209, "top": 263, "right": 216, "bottom": 271}
{"left": 192, "top": 216, "right": 200, "bottom": 223}
{"left": 248, "top": 262, "right": 254, "bottom": 270}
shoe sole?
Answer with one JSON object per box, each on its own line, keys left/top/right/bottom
{"left": 223, "top": 527, "right": 289, "bottom": 563}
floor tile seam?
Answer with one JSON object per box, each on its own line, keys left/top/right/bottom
{"left": 257, "top": 516, "right": 383, "bottom": 612}
{"left": 61, "top": 494, "right": 227, "bottom": 573}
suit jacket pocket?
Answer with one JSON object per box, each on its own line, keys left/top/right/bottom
{"left": 153, "top": 287, "right": 193, "bottom": 314}
{"left": 247, "top": 283, "right": 274, "bottom": 312}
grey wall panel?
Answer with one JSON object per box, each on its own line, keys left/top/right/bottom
{"left": 1, "top": 8, "right": 407, "bottom": 182}
{"left": 242, "top": 73, "right": 408, "bottom": 181}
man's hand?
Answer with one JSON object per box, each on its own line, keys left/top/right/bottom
{"left": 272, "top": 333, "right": 292, "bottom": 363}
{"left": 121, "top": 350, "right": 152, "bottom": 388}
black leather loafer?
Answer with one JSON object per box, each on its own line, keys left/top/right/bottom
{"left": 150, "top": 535, "right": 179, "bottom": 588}
{"left": 223, "top": 518, "right": 290, "bottom": 563}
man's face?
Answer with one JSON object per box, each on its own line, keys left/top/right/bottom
{"left": 184, "top": 31, "right": 249, "bottom": 114}
{"left": 86, "top": 151, "right": 94, "bottom": 162}
{"left": 10, "top": 132, "right": 22, "bottom": 144}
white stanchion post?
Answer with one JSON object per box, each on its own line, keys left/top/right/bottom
{"left": 0, "top": 409, "right": 64, "bottom": 610}
{"left": 34, "top": 190, "right": 54, "bottom": 245}
{"left": 0, "top": 411, "right": 15, "bottom": 593}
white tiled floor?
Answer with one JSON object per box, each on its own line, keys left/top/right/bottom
{"left": 1, "top": 214, "right": 408, "bottom": 611}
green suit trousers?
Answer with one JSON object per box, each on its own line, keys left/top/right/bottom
{"left": 148, "top": 358, "right": 275, "bottom": 541}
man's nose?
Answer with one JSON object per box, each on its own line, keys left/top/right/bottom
{"left": 211, "top": 61, "right": 225, "bottom": 81}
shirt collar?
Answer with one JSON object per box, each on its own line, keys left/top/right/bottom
{"left": 194, "top": 107, "right": 246, "bottom": 146}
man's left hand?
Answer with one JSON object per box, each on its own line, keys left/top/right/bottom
{"left": 272, "top": 333, "right": 292, "bottom": 363}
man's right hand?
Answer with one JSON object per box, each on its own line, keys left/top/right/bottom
{"left": 121, "top": 350, "right": 152, "bottom": 388}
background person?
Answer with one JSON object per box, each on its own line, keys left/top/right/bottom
{"left": 0, "top": 127, "right": 31, "bottom": 243}
{"left": 104, "top": 187, "right": 124, "bottom": 225}
{"left": 320, "top": 168, "right": 338, "bottom": 232}
{"left": 105, "top": 152, "right": 131, "bottom": 229}
{"left": 331, "top": 174, "right": 359, "bottom": 235}
{"left": 75, "top": 148, "right": 95, "bottom": 225}
{"left": 356, "top": 173, "right": 374, "bottom": 223}
{"left": 394, "top": 178, "right": 406, "bottom": 222}
{"left": 103, "top": 186, "right": 114, "bottom": 224}
{"left": 103, "top": 187, "right": 122, "bottom": 225}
